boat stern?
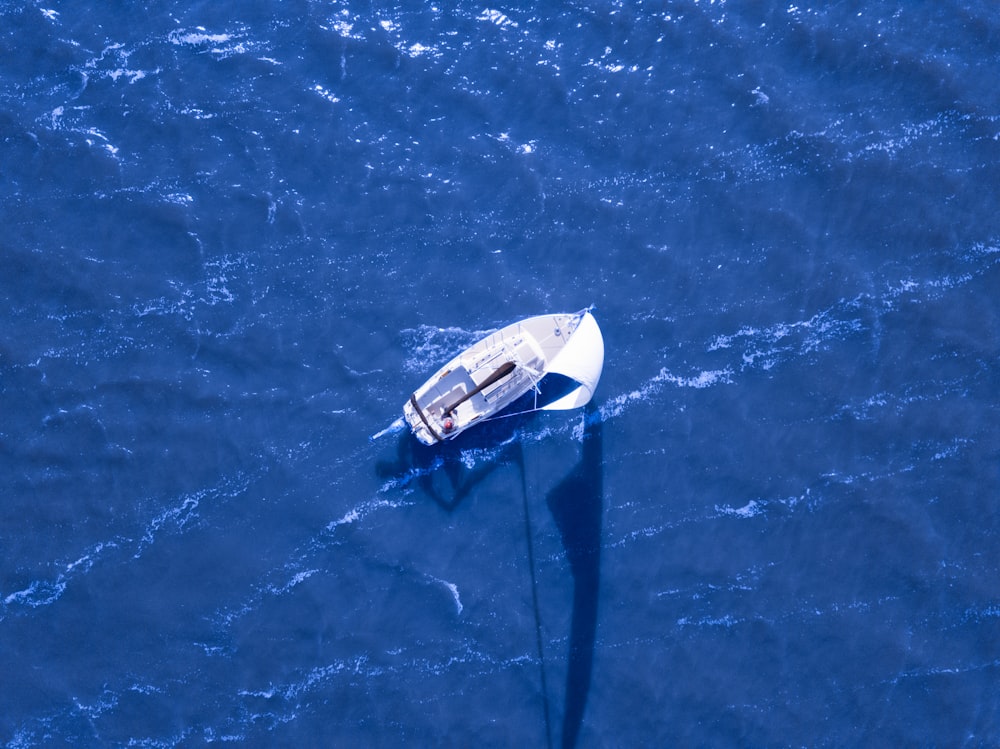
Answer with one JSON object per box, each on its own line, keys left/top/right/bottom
{"left": 403, "top": 395, "right": 443, "bottom": 446}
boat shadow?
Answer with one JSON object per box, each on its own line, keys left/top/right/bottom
{"left": 375, "top": 372, "right": 583, "bottom": 510}
{"left": 544, "top": 405, "right": 602, "bottom": 749}
{"left": 373, "top": 405, "right": 604, "bottom": 749}
{"left": 375, "top": 410, "right": 533, "bottom": 511}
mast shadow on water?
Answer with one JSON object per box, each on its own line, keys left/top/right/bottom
{"left": 545, "top": 403, "right": 603, "bottom": 749}
{"left": 373, "top": 399, "right": 603, "bottom": 749}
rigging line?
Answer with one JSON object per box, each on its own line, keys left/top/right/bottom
{"left": 481, "top": 404, "right": 545, "bottom": 424}
{"left": 518, "top": 440, "right": 553, "bottom": 749}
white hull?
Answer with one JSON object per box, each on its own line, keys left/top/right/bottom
{"left": 402, "top": 309, "right": 604, "bottom": 445}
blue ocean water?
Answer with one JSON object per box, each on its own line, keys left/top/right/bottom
{"left": 2, "top": 1, "right": 999, "bottom": 745}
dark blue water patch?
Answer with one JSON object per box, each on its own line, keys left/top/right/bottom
{"left": 3, "top": 0, "right": 1000, "bottom": 745}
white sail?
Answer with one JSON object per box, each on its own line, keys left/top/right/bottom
{"left": 540, "top": 311, "right": 605, "bottom": 411}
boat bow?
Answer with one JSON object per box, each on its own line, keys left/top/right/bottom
{"left": 540, "top": 311, "right": 605, "bottom": 411}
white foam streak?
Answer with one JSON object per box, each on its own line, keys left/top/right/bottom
{"left": 1, "top": 474, "right": 250, "bottom": 616}
{"left": 214, "top": 482, "right": 416, "bottom": 631}
{"left": 716, "top": 500, "right": 764, "bottom": 518}
{"left": 169, "top": 30, "right": 235, "bottom": 47}
{"left": 268, "top": 569, "right": 318, "bottom": 597}
{"left": 676, "top": 614, "right": 743, "bottom": 628}
{"left": 240, "top": 641, "right": 531, "bottom": 710}
{"left": 609, "top": 489, "right": 816, "bottom": 551}
{"left": 327, "top": 497, "right": 409, "bottom": 530}
{"left": 426, "top": 575, "right": 463, "bottom": 615}
{"left": 886, "top": 657, "right": 1000, "bottom": 686}
{"left": 600, "top": 366, "right": 732, "bottom": 421}
{"left": 478, "top": 9, "right": 518, "bottom": 28}
{"left": 2, "top": 540, "right": 119, "bottom": 615}
{"left": 708, "top": 306, "right": 864, "bottom": 366}
{"left": 167, "top": 27, "right": 258, "bottom": 59}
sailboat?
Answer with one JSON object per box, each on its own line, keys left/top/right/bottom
{"left": 395, "top": 308, "right": 605, "bottom": 445}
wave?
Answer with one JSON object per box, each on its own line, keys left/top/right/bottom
{"left": 0, "top": 473, "right": 250, "bottom": 620}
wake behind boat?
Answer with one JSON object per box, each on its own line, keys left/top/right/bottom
{"left": 391, "top": 309, "right": 604, "bottom": 445}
